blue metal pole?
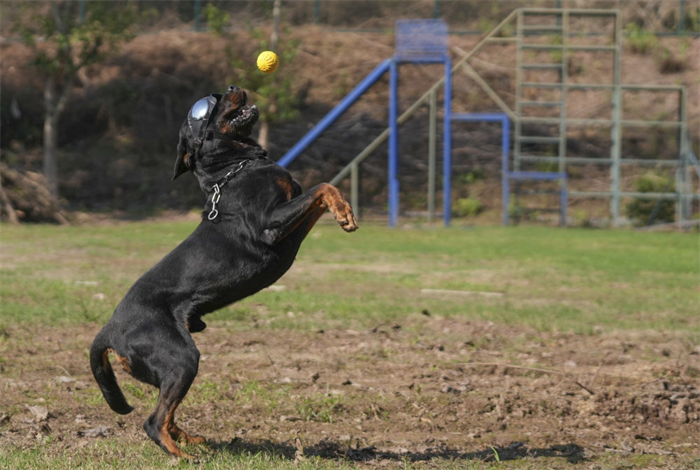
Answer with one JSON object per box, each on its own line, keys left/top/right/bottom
{"left": 560, "top": 177, "right": 568, "bottom": 227}
{"left": 442, "top": 56, "right": 452, "bottom": 227}
{"left": 278, "top": 59, "right": 392, "bottom": 168}
{"left": 503, "top": 175, "right": 510, "bottom": 226}
{"left": 502, "top": 116, "right": 510, "bottom": 226}
{"left": 388, "top": 59, "right": 399, "bottom": 227}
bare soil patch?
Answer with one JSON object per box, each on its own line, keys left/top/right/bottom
{"left": 0, "top": 317, "right": 698, "bottom": 467}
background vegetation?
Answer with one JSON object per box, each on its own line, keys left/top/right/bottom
{"left": 0, "top": 0, "right": 698, "bottom": 224}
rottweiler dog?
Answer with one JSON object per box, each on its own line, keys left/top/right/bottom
{"left": 90, "top": 85, "right": 357, "bottom": 458}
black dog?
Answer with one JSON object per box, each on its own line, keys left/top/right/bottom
{"left": 90, "top": 85, "right": 357, "bottom": 458}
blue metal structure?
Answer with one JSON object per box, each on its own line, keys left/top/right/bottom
{"left": 442, "top": 56, "right": 452, "bottom": 227}
{"left": 278, "top": 20, "right": 452, "bottom": 227}
{"left": 450, "top": 113, "right": 567, "bottom": 227}
{"left": 451, "top": 113, "right": 510, "bottom": 226}
{"left": 388, "top": 60, "right": 400, "bottom": 227}
{"left": 277, "top": 59, "right": 392, "bottom": 168}
{"left": 392, "top": 20, "right": 451, "bottom": 227}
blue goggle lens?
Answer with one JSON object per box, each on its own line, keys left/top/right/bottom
{"left": 190, "top": 98, "right": 210, "bottom": 120}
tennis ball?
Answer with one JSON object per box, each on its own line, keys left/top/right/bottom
{"left": 257, "top": 51, "right": 279, "bottom": 74}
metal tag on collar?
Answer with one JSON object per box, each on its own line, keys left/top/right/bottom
{"left": 208, "top": 184, "right": 221, "bottom": 221}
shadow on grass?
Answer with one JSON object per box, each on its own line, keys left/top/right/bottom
{"left": 209, "top": 438, "right": 587, "bottom": 464}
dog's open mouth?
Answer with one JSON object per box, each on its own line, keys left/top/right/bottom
{"left": 227, "top": 104, "right": 259, "bottom": 129}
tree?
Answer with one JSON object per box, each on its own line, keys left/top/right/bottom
{"left": 234, "top": 29, "right": 301, "bottom": 151}
{"left": 15, "top": 2, "right": 136, "bottom": 199}
{"left": 258, "top": 0, "right": 282, "bottom": 149}
{"left": 204, "top": 2, "right": 300, "bottom": 151}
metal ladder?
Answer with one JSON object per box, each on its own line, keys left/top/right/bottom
{"left": 513, "top": 9, "right": 623, "bottom": 223}
{"left": 513, "top": 10, "right": 568, "bottom": 222}
{"left": 514, "top": 9, "right": 568, "bottom": 175}
{"left": 514, "top": 10, "right": 569, "bottom": 172}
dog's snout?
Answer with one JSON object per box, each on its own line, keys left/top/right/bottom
{"left": 227, "top": 85, "right": 240, "bottom": 93}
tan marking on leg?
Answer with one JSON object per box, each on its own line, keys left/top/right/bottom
{"left": 114, "top": 352, "right": 131, "bottom": 374}
{"left": 160, "top": 425, "right": 190, "bottom": 458}
{"left": 102, "top": 349, "right": 112, "bottom": 370}
{"left": 165, "top": 399, "right": 202, "bottom": 444}
{"left": 161, "top": 400, "right": 192, "bottom": 458}
{"left": 169, "top": 424, "right": 206, "bottom": 445}
{"left": 318, "top": 184, "right": 358, "bottom": 232}
{"left": 105, "top": 348, "right": 132, "bottom": 375}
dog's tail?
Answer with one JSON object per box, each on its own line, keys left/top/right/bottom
{"left": 89, "top": 328, "right": 134, "bottom": 415}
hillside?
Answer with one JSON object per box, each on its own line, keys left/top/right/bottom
{"left": 1, "top": 15, "right": 698, "bottom": 223}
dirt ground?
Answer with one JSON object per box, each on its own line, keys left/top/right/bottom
{"left": 1, "top": 315, "right": 698, "bottom": 467}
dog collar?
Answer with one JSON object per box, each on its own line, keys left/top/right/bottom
{"left": 207, "top": 159, "right": 250, "bottom": 221}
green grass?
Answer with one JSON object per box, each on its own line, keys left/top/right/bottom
{"left": 1, "top": 220, "right": 699, "bottom": 469}
{"left": 1, "top": 221, "right": 698, "bottom": 334}
{"left": 2, "top": 439, "right": 699, "bottom": 470}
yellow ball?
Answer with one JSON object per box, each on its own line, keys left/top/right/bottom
{"left": 257, "top": 51, "right": 279, "bottom": 74}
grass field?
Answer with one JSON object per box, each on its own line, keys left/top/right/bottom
{"left": 1, "top": 219, "right": 699, "bottom": 469}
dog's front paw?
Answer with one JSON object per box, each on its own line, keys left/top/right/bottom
{"left": 321, "top": 184, "right": 358, "bottom": 232}
{"left": 333, "top": 201, "right": 358, "bottom": 232}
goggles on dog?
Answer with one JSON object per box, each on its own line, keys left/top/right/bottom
{"left": 187, "top": 93, "right": 222, "bottom": 149}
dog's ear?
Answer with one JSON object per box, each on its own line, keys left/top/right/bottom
{"left": 173, "top": 141, "right": 191, "bottom": 180}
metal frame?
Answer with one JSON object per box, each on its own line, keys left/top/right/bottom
{"left": 450, "top": 113, "right": 510, "bottom": 225}
{"left": 325, "top": 11, "right": 520, "bottom": 225}
{"left": 458, "top": 8, "right": 697, "bottom": 226}
{"left": 510, "top": 8, "right": 698, "bottom": 226}
{"left": 277, "top": 59, "right": 392, "bottom": 168}
{"left": 281, "top": 8, "right": 696, "bottom": 228}
{"left": 279, "top": 20, "right": 452, "bottom": 227}
{"left": 505, "top": 172, "right": 568, "bottom": 227}
{"left": 388, "top": 53, "right": 451, "bottom": 227}
{"left": 450, "top": 113, "right": 568, "bottom": 226}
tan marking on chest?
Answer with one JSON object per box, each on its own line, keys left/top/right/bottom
{"left": 277, "top": 177, "right": 294, "bottom": 200}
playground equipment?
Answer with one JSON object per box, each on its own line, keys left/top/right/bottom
{"left": 279, "top": 9, "right": 698, "bottom": 227}
{"left": 508, "top": 8, "right": 696, "bottom": 226}
{"left": 450, "top": 112, "right": 568, "bottom": 226}
{"left": 278, "top": 19, "right": 452, "bottom": 227}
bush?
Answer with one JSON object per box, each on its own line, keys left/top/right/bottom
{"left": 683, "top": 5, "right": 700, "bottom": 32}
{"left": 459, "top": 167, "right": 485, "bottom": 185}
{"left": 453, "top": 197, "right": 482, "bottom": 218}
{"left": 625, "top": 173, "right": 675, "bottom": 225}
{"left": 655, "top": 40, "right": 689, "bottom": 74}
{"left": 624, "top": 23, "right": 658, "bottom": 54}
{"left": 203, "top": 3, "right": 231, "bottom": 35}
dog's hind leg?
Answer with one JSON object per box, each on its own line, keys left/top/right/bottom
{"left": 143, "top": 352, "right": 200, "bottom": 458}
{"left": 169, "top": 421, "right": 206, "bottom": 445}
